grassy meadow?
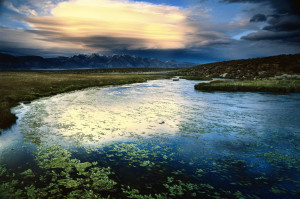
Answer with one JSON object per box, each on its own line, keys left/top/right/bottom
{"left": 194, "top": 80, "right": 300, "bottom": 93}
{"left": 0, "top": 71, "right": 170, "bottom": 130}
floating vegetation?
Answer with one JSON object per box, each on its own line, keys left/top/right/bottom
{"left": 261, "top": 151, "right": 300, "bottom": 169}
{"left": 0, "top": 145, "right": 116, "bottom": 198}
{"left": 20, "top": 169, "right": 35, "bottom": 179}
{"left": 0, "top": 79, "right": 299, "bottom": 198}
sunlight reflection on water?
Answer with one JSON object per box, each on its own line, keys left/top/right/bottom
{"left": 7, "top": 80, "right": 195, "bottom": 146}
{"left": 1, "top": 79, "right": 299, "bottom": 152}
{"left": 2, "top": 79, "right": 299, "bottom": 152}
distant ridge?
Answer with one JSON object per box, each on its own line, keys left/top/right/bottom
{"left": 177, "top": 54, "right": 300, "bottom": 79}
{"left": 0, "top": 53, "right": 195, "bottom": 70}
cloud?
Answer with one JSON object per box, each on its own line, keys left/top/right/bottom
{"left": 220, "top": 0, "right": 300, "bottom": 16}
{"left": 3, "top": 0, "right": 65, "bottom": 16}
{"left": 220, "top": 0, "right": 300, "bottom": 43}
{"left": 264, "top": 15, "right": 300, "bottom": 31}
{"left": 0, "top": 0, "right": 237, "bottom": 60}
{"left": 26, "top": 0, "right": 190, "bottom": 50}
{"left": 250, "top": 14, "right": 266, "bottom": 22}
{"left": 2, "top": 0, "right": 298, "bottom": 62}
{"left": 0, "top": 27, "right": 89, "bottom": 56}
{"left": 3, "top": 1, "right": 37, "bottom": 16}
{"left": 241, "top": 30, "right": 300, "bottom": 42}
{"left": 15, "top": 0, "right": 232, "bottom": 53}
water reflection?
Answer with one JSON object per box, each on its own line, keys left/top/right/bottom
{"left": 6, "top": 80, "right": 189, "bottom": 146}
{"left": 0, "top": 126, "right": 22, "bottom": 156}
{"left": 3, "top": 79, "right": 300, "bottom": 153}
{"left": 0, "top": 79, "right": 299, "bottom": 198}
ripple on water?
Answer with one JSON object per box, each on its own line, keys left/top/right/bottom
{"left": 0, "top": 79, "right": 299, "bottom": 198}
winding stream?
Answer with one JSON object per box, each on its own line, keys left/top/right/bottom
{"left": 0, "top": 79, "right": 299, "bottom": 198}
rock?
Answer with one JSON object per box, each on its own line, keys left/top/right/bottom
{"left": 220, "top": 73, "right": 228, "bottom": 78}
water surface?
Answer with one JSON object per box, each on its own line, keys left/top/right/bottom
{"left": 0, "top": 79, "right": 299, "bottom": 198}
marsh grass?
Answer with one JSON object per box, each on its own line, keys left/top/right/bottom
{"left": 194, "top": 80, "right": 300, "bottom": 93}
{"left": 0, "top": 71, "right": 170, "bottom": 129}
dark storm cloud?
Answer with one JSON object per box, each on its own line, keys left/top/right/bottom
{"left": 250, "top": 14, "right": 267, "bottom": 22}
{"left": 263, "top": 15, "right": 300, "bottom": 31}
{"left": 241, "top": 30, "right": 300, "bottom": 42}
{"left": 66, "top": 36, "right": 148, "bottom": 50}
{"left": 221, "top": 0, "right": 300, "bottom": 43}
{"left": 26, "top": 29, "right": 152, "bottom": 51}
{"left": 25, "top": 29, "right": 63, "bottom": 38}
{"left": 220, "top": 0, "right": 300, "bottom": 14}
{"left": 220, "top": 0, "right": 300, "bottom": 15}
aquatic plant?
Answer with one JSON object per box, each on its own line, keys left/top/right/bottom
{"left": 0, "top": 165, "right": 7, "bottom": 177}
{"left": 0, "top": 145, "right": 117, "bottom": 198}
{"left": 20, "top": 169, "right": 35, "bottom": 179}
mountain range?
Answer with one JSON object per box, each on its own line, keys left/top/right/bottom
{"left": 0, "top": 53, "right": 194, "bottom": 70}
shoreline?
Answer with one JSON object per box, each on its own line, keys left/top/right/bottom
{"left": 194, "top": 80, "right": 300, "bottom": 93}
{"left": 0, "top": 71, "right": 171, "bottom": 130}
{"left": 2, "top": 71, "right": 299, "bottom": 130}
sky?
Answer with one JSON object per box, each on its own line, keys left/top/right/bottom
{"left": 0, "top": 0, "right": 299, "bottom": 63}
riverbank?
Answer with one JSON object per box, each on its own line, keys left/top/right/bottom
{"left": 194, "top": 80, "right": 300, "bottom": 93}
{"left": 175, "top": 54, "right": 300, "bottom": 80}
{"left": 0, "top": 71, "right": 171, "bottom": 129}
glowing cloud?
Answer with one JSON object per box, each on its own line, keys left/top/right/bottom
{"left": 25, "top": 0, "right": 196, "bottom": 51}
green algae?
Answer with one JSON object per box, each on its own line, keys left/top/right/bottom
{"left": 260, "top": 151, "right": 300, "bottom": 169}
{"left": 0, "top": 144, "right": 116, "bottom": 198}
{"left": 0, "top": 165, "right": 7, "bottom": 177}
{"left": 122, "top": 186, "right": 168, "bottom": 199}
{"left": 121, "top": 178, "right": 200, "bottom": 199}
{"left": 20, "top": 169, "right": 35, "bottom": 179}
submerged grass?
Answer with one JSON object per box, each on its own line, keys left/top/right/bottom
{"left": 194, "top": 80, "right": 300, "bottom": 93}
{"left": 2, "top": 137, "right": 298, "bottom": 198}
{"left": 0, "top": 71, "right": 170, "bottom": 129}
